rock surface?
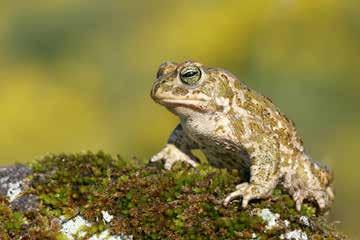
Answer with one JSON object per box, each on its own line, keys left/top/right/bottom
{"left": 0, "top": 152, "right": 346, "bottom": 239}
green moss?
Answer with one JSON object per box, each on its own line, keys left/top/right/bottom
{"left": 0, "top": 196, "right": 24, "bottom": 239}
{"left": 0, "top": 195, "right": 65, "bottom": 239}
{"left": 0, "top": 151, "right": 346, "bottom": 239}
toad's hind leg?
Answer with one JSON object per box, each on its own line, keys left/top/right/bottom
{"left": 291, "top": 187, "right": 333, "bottom": 211}
{"left": 224, "top": 146, "right": 280, "bottom": 208}
{"left": 287, "top": 160, "right": 335, "bottom": 211}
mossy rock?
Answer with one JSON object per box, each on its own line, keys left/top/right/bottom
{"left": 0, "top": 152, "right": 346, "bottom": 239}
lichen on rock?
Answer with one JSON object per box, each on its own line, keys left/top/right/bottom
{"left": 0, "top": 151, "right": 346, "bottom": 239}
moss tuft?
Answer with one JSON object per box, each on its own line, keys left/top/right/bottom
{"left": 0, "top": 196, "right": 25, "bottom": 239}
{"left": 0, "top": 151, "right": 346, "bottom": 239}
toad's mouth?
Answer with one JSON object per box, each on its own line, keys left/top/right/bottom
{"left": 157, "top": 98, "right": 208, "bottom": 112}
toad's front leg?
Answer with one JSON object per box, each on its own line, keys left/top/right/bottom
{"left": 224, "top": 149, "right": 280, "bottom": 208}
{"left": 150, "top": 124, "right": 200, "bottom": 170}
{"left": 151, "top": 144, "right": 199, "bottom": 170}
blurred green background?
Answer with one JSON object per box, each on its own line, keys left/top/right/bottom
{"left": 0, "top": 0, "right": 359, "bottom": 237}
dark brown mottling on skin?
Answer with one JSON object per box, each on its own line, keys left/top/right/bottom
{"left": 172, "top": 87, "right": 189, "bottom": 96}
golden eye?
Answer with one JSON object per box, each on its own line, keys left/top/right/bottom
{"left": 180, "top": 66, "right": 201, "bottom": 85}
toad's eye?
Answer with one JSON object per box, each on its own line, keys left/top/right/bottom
{"left": 180, "top": 66, "right": 202, "bottom": 85}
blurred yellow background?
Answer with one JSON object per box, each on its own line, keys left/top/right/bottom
{"left": 0, "top": 0, "right": 359, "bottom": 237}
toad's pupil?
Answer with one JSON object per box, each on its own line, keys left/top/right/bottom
{"left": 182, "top": 70, "right": 197, "bottom": 78}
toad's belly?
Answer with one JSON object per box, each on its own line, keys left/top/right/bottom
{"left": 200, "top": 144, "right": 250, "bottom": 170}
{"left": 202, "top": 147, "right": 251, "bottom": 180}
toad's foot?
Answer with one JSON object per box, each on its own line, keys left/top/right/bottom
{"left": 223, "top": 182, "right": 273, "bottom": 208}
{"left": 150, "top": 144, "right": 199, "bottom": 170}
{"left": 292, "top": 187, "right": 334, "bottom": 211}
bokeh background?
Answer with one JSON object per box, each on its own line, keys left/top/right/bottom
{"left": 0, "top": 0, "right": 359, "bottom": 237}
